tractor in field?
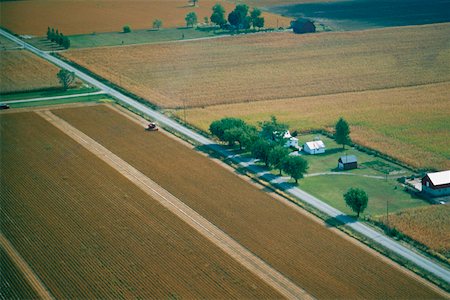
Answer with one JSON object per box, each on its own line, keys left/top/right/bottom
{"left": 146, "top": 122, "right": 158, "bottom": 131}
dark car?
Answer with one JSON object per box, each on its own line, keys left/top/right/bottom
{"left": 0, "top": 104, "right": 10, "bottom": 110}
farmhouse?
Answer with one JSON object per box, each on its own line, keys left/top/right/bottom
{"left": 283, "top": 131, "right": 299, "bottom": 149}
{"left": 338, "top": 155, "right": 358, "bottom": 170}
{"left": 421, "top": 170, "right": 450, "bottom": 197}
{"left": 303, "top": 140, "right": 325, "bottom": 155}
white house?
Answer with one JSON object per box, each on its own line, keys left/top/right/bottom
{"left": 303, "top": 140, "right": 326, "bottom": 155}
{"left": 282, "top": 131, "right": 299, "bottom": 149}
{"left": 421, "top": 170, "right": 450, "bottom": 197}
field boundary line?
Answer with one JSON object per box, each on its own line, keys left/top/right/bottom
{"left": 0, "top": 233, "right": 54, "bottom": 300}
{"left": 3, "top": 91, "right": 106, "bottom": 103}
{"left": 37, "top": 110, "right": 314, "bottom": 300}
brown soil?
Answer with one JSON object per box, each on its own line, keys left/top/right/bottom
{"left": 54, "top": 104, "right": 445, "bottom": 299}
{"left": 0, "top": 112, "right": 283, "bottom": 299}
{"left": 0, "top": 0, "right": 291, "bottom": 35}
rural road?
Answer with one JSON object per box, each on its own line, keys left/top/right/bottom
{"left": 39, "top": 110, "right": 313, "bottom": 300}
{"left": 2, "top": 91, "right": 106, "bottom": 104}
{"left": 2, "top": 28, "right": 449, "bottom": 285}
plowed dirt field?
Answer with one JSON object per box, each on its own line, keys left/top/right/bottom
{"left": 0, "top": 0, "right": 291, "bottom": 35}
{"left": 0, "top": 111, "right": 282, "bottom": 298}
{"left": 54, "top": 104, "right": 444, "bottom": 299}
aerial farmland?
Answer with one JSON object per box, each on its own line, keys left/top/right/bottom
{"left": 0, "top": 0, "right": 449, "bottom": 298}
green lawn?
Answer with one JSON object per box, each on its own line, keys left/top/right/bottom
{"left": 0, "top": 86, "right": 98, "bottom": 101}
{"left": 299, "top": 175, "right": 429, "bottom": 217}
{"left": 6, "top": 94, "right": 110, "bottom": 108}
{"left": 67, "top": 27, "right": 224, "bottom": 49}
{"left": 297, "top": 134, "right": 409, "bottom": 176}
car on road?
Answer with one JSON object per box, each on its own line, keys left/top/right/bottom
{"left": 0, "top": 103, "right": 10, "bottom": 110}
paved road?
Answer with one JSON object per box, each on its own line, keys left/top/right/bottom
{"left": 39, "top": 110, "right": 313, "bottom": 300}
{"left": 3, "top": 91, "right": 106, "bottom": 104}
{"left": 2, "top": 28, "right": 449, "bottom": 285}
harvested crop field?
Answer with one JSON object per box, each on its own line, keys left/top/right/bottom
{"left": 379, "top": 205, "right": 450, "bottom": 260}
{"left": 63, "top": 23, "right": 450, "bottom": 108}
{"left": 0, "top": 247, "right": 39, "bottom": 299}
{"left": 176, "top": 82, "right": 450, "bottom": 170}
{"left": 0, "top": 111, "right": 282, "bottom": 298}
{"left": 0, "top": 0, "right": 290, "bottom": 35}
{"left": 0, "top": 51, "right": 61, "bottom": 94}
{"left": 54, "top": 104, "right": 444, "bottom": 299}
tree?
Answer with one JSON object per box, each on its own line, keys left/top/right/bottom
{"left": 259, "top": 115, "right": 288, "bottom": 142}
{"left": 46, "top": 27, "right": 51, "bottom": 40}
{"left": 250, "top": 8, "right": 264, "bottom": 29}
{"left": 57, "top": 69, "right": 75, "bottom": 90}
{"left": 210, "top": 4, "right": 226, "bottom": 27}
{"left": 62, "top": 36, "right": 70, "bottom": 49}
{"left": 50, "top": 28, "right": 56, "bottom": 42}
{"left": 335, "top": 117, "right": 351, "bottom": 149}
{"left": 344, "top": 188, "right": 368, "bottom": 218}
{"left": 123, "top": 25, "right": 131, "bottom": 33}
{"left": 268, "top": 145, "right": 290, "bottom": 175}
{"left": 282, "top": 156, "right": 308, "bottom": 183}
{"left": 291, "top": 18, "right": 316, "bottom": 34}
{"left": 210, "top": 118, "right": 246, "bottom": 141}
{"left": 153, "top": 19, "right": 163, "bottom": 30}
{"left": 57, "top": 33, "right": 64, "bottom": 45}
{"left": 185, "top": 12, "right": 198, "bottom": 27}
{"left": 251, "top": 138, "right": 273, "bottom": 166}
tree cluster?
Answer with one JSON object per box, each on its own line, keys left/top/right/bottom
{"left": 210, "top": 116, "right": 308, "bottom": 183}
{"left": 291, "top": 19, "right": 316, "bottom": 34}
{"left": 209, "top": 4, "right": 264, "bottom": 30}
{"left": 46, "top": 27, "right": 70, "bottom": 49}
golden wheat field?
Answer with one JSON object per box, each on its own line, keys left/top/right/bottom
{"left": 175, "top": 82, "right": 450, "bottom": 170}
{"left": 0, "top": 0, "right": 291, "bottom": 36}
{"left": 380, "top": 205, "right": 450, "bottom": 260}
{"left": 63, "top": 23, "right": 450, "bottom": 108}
{"left": 0, "top": 51, "right": 61, "bottom": 93}
{"left": 0, "top": 111, "right": 282, "bottom": 298}
{"left": 53, "top": 105, "right": 444, "bottom": 299}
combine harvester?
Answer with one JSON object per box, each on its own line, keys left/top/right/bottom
{"left": 146, "top": 122, "right": 158, "bottom": 131}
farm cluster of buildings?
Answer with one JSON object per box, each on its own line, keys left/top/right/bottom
{"left": 282, "top": 130, "right": 358, "bottom": 170}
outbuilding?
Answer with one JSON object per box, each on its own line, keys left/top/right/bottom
{"left": 338, "top": 155, "right": 358, "bottom": 170}
{"left": 303, "top": 140, "right": 325, "bottom": 155}
{"left": 421, "top": 170, "right": 450, "bottom": 197}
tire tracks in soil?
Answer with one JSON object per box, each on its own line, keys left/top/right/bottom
{"left": 37, "top": 110, "right": 314, "bottom": 300}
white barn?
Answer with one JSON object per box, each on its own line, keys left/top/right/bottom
{"left": 303, "top": 140, "right": 325, "bottom": 155}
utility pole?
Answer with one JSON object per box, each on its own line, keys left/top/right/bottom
{"left": 183, "top": 98, "right": 187, "bottom": 124}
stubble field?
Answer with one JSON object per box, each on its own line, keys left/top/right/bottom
{"left": 0, "top": 51, "right": 61, "bottom": 94}
{"left": 0, "top": 111, "right": 282, "bottom": 298}
{"left": 53, "top": 104, "right": 443, "bottom": 299}
{"left": 0, "top": 0, "right": 291, "bottom": 36}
